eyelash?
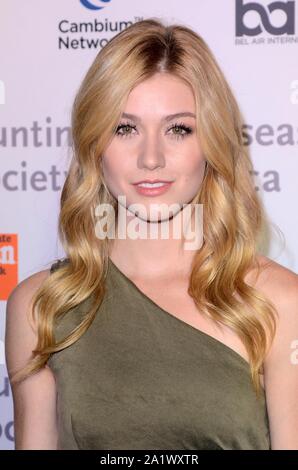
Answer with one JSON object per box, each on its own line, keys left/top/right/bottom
{"left": 114, "top": 121, "right": 193, "bottom": 140}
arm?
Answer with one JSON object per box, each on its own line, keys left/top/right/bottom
{"left": 262, "top": 262, "right": 298, "bottom": 450}
{"left": 5, "top": 269, "right": 59, "bottom": 450}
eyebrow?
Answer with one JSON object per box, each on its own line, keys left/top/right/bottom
{"left": 120, "top": 112, "right": 196, "bottom": 122}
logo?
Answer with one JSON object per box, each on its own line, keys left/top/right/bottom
{"left": 94, "top": 196, "right": 204, "bottom": 251}
{"left": 236, "top": 0, "right": 295, "bottom": 36}
{"left": 0, "top": 234, "right": 18, "bottom": 301}
{"left": 80, "top": 0, "right": 112, "bottom": 10}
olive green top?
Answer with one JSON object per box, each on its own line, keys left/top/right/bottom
{"left": 47, "top": 257, "right": 271, "bottom": 450}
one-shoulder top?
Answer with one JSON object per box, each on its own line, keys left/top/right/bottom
{"left": 46, "top": 257, "right": 271, "bottom": 450}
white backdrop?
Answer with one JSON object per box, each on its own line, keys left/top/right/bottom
{"left": 0, "top": 0, "right": 297, "bottom": 449}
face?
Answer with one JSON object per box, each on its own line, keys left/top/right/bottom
{"left": 101, "top": 72, "right": 206, "bottom": 223}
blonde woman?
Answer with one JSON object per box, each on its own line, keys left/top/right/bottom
{"left": 5, "top": 18, "right": 298, "bottom": 450}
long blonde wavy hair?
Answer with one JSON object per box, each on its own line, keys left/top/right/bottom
{"left": 10, "top": 18, "right": 278, "bottom": 397}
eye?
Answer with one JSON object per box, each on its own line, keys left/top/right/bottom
{"left": 114, "top": 121, "right": 193, "bottom": 140}
{"left": 166, "top": 122, "right": 193, "bottom": 139}
{"left": 115, "top": 122, "right": 137, "bottom": 138}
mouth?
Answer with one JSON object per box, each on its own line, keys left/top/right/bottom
{"left": 132, "top": 180, "right": 174, "bottom": 197}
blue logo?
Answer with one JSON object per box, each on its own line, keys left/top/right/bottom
{"left": 80, "top": 0, "right": 111, "bottom": 10}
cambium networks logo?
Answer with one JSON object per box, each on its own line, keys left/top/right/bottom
{"left": 235, "top": 0, "right": 297, "bottom": 44}
{"left": 80, "top": 0, "right": 112, "bottom": 10}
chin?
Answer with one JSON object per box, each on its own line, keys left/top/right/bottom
{"left": 136, "top": 203, "right": 183, "bottom": 222}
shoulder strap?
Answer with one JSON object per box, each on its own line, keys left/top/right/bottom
{"left": 50, "top": 258, "right": 70, "bottom": 274}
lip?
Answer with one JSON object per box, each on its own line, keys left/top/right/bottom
{"left": 132, "top": 179, "right": 173, "bottom": 185}
{"left": 132, "top": 180, "right": 174, "bottom": 197}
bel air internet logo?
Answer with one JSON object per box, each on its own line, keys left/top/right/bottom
{"left": 80, "top": 0, "right": 111, "bottom": 10}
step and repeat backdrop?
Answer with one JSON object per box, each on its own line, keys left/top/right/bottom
{"left": 0, "top": 0, "right": 297, "bottom": 449}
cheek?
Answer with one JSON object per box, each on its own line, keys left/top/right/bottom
{"left": 180, "top": 153, "right": 206, "bottom": 184}
{"left": 101, "top": 151, "right": 131, "bottom": 199}
{"left": 101, "top": 147, "right": 123, "bottom": 181}
{"left": 178, "top": 159, "right": 206, "bottom": 203}
{"left": 100, "top": 154, "right": 119, "bottom": 196}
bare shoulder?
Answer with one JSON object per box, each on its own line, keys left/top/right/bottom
{"left": 247, "top": 253, "right": 298, "bottom": 300}
{"left": 246, "top": 253, "right": 298, "bottom": 344}
{"left": 6, "top": 267, "right": 52, "bottom": 335}
{"left": 5, "top": 266, "right": 53, "bottom": 380}
{"left": 253, "top": 252, "right": 298, "bottom": 335}
{"left": 5, "top": 266, "right": 58, "bottom": 449}
{"left": 248, "top": 255, "right": 298, "bottom": 449}
{"left": 8, "top": 266, "right": 51, "bottom": 296}
{"left": 245, "top": 253, "right": 298, "bottom": 364}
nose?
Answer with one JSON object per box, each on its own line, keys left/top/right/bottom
{"left": 137, "top": 130, "right": 166, "bottom": 170}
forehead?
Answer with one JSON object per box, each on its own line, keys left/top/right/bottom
{"left": 123, "top": 73, "right": 195, "bottom": 116}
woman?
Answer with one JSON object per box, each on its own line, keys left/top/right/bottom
{"left": 5, "top": 18, "right": 298, "bottom": 450}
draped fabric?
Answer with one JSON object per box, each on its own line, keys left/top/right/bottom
{"left": 47, "top": 257, "right": 271, "bottom": 450}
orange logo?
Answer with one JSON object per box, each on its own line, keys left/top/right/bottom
{"left": 0, "top": 234, "right": 18, "bottom": 301}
